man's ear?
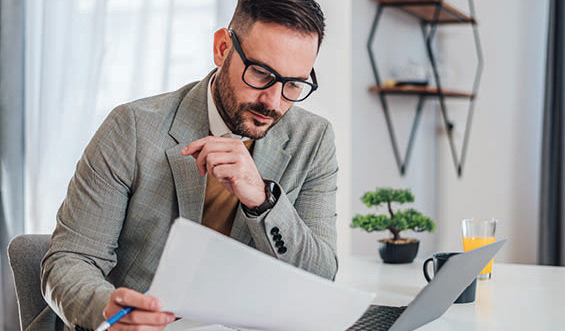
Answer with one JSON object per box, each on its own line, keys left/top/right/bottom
{"left": 213, "top": 28, "right": 232, "bottom": 67}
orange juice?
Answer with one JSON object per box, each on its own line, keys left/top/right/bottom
{"left": 463, "top": 236, "right": 496, "bottom": 276}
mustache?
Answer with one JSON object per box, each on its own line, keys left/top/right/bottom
{"left": 247, "top": 102, "right": 279, "bottom": 119}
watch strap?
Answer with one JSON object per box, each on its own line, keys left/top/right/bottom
{"left": 242, "top": 180, "right": 279, "bottom": 217}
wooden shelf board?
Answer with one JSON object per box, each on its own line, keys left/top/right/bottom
{"left": 374, "top": 0, "right": 474, "bottom": 23}
{"left": 369, "top": 85, "right": 474, "bottom": 98}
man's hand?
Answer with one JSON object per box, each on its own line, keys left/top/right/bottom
{"left": 103, "top": 288, "right": 175, "bottom": 331}
{"left": 181, "top": 136, "right": 266, "bottom": 208}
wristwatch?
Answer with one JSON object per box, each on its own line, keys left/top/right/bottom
{"left": 242, "top": 180, "right": 280, "bottom": 217}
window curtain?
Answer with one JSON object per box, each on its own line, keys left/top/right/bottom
{"left": 0, "top": 0, "right": 26, "bottom": 329}
{"left": 539, "top": 0, "right": 565, "bottom": 266}
{"left": 1, "top": 0, "right": 236, "bottom": 329}
{"left": 25, "top": 0, "right": 236, "bottom": 234}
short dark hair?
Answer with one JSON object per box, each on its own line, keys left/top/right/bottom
{"left": 228, "top": 0, "right": 325, "bottom": 50}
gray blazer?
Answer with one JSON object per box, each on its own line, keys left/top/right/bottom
{"left": 41, "top": 71, "right": 338, "bottom": 330}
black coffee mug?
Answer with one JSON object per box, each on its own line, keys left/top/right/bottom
{"left": 423, "top": 252, "right": 477, "bottom": 304}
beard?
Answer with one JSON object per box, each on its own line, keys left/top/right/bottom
{"left": 213, "top": 52, "right": 283, "bottom": 139}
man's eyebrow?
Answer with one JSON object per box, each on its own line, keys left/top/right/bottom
{"left": 248, "top": 56, "right": 309, "bottom": 81}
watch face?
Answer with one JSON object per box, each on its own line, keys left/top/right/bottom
{"left": 267, "top": 194, "right": 277, "bottom": 205}
{"left": 265, "top": 181, "right": 277, "bottom": 206}
{"left": 254, "top": 180, "right": 275, "bottom": 213}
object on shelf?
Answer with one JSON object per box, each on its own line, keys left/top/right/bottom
{"left": 371, "top": 85, "right": 473, "bottom": 98}
{"left": 367, "top": 0, "right": 483, "bottom": 177}
{"left": 383, "top": 79, "right": 429, "bottom": 87}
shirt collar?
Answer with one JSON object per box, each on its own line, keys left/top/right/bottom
{"left": 207, "top": 74, "right": 248, "bottom": 140}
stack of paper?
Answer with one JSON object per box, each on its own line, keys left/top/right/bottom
{"left": 148, "top": 218, "right": 375, "bottom": 331}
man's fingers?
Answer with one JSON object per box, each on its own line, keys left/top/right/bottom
{"left": 210, "top": 164, "right": 237, "bottom": 183}
{"left": 110, "top": 288, "right": 163, "bottom": 312}
{"left": 181, "top": 137, "right": 206, "bottom": 156}
{"left": 194, "top": 144, "right": 212, "bottom": 175}
{"left": 105, "top": 288, "right": 163, "bottom": 321}
{"left": 105, "top": 289, "right": 176, "bottom": 331}
{"left": 117, "top": 310, "right": 175, "bottom": 326}
{"left": 212, "top": 164, "right": 236, "bottom": 194}
{"left": 181, "top": 136, "right": 238, "bottom": 157}
{"left": 205, "top": 152, "right": 239, "bottom": 175}
{"left": 195, "top": 141, "right": 243, "bottom": 176}
{"left": 109, "top": 321, "right": 169, "bottom": 331}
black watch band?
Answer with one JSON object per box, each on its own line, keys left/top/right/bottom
{"left": 242, "top": 180, "right": 279, "bottom": 217}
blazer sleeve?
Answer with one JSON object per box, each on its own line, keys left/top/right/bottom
{"left": 243, "top": 122, "right": 338, "bottom": 280}
{"left": 40, "top": 105, "right": 137, "bottom": 330}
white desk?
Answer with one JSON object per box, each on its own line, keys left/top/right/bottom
{"left": 167, "top": 255, "right": 565, "bottom": 330}
{"left": 336, "top": 255, "right": 565, "bottom": 330}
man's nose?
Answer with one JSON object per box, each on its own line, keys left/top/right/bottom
{"left": 258, "top": 82, "right": 283, "bottom": 111}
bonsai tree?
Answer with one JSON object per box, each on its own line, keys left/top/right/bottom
{"left": 351, "top": 188, "right": 435, "bottom": 242}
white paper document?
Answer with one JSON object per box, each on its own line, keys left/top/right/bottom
{"left": 148, "top": 218, "right": 375, "bottom": 331}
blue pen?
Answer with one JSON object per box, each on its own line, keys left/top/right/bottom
{"left": 94, "top": 306, "right": 133, "bottom": 331}
{"left": 95, "top": 291, "right": 152, "bottom": 331}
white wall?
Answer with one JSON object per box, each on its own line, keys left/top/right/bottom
{"left": 437, "top": 0, "right": 549, "bottom": 263}
{"left": 347, "top": 0, "right": 549, "bottom": 263}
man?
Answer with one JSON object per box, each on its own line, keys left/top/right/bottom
{"left": 41, "top": 1, "right": 338, "bottom": 330}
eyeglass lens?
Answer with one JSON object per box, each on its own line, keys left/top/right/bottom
{"left": 244, "top": 64, "right": 314, "bottom": 102}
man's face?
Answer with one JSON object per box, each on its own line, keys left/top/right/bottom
{"left": 212, "top": 22, "right": 318, "bottom": 139}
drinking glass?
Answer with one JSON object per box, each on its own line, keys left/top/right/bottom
{"left": 461, "top": 218, "right": 497, "bottom": 280}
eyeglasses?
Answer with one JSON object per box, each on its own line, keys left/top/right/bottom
{"left": 228, "top": 29, "right": 318, "bottom": 102}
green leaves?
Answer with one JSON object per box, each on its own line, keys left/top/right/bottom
{"left": 352, "top": 188, "right": 435, "bottom": 239}
{"left": 351, "top": 214, "right": 392, "bottom": 232}
{"left": 360, "top": 188, "right": 414, "bottom": 208}
{"left": 351, "top": 212, "right": 410, "bottom": 241}
{"left": 397, "top": 209, "right": 435, "bottom": 232}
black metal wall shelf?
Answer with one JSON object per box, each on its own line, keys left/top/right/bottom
{"left": 378, "top": 0, "right": 475, "bottom": 23}
{"left": 367, "top": 0, "right": 483, "bottom": 177}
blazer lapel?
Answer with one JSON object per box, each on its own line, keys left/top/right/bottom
{"left": 165, "top": 69, "right": 292, "bottom": 244}
{"left": 166, "top": 71, "right": 215, "bottom": 223}
{"left": 252, "top": 125, "right": 292, "bottom": 182}
{"left": 230, "top": 120, "right": 292, "bottom": 244}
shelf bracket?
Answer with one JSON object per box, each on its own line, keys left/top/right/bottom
{"left": 367, "top": 0, "right": 483, "bottom": 177}
{"left": 367, "top": 4, "right": 427, "bottom": 175}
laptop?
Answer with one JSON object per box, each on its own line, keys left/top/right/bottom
{"left": 347, "top": 239, "right": 507, "bottom": 331}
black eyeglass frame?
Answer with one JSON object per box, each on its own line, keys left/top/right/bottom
{"left": 228, "top": 29, "right": 318, "bottom": 102}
